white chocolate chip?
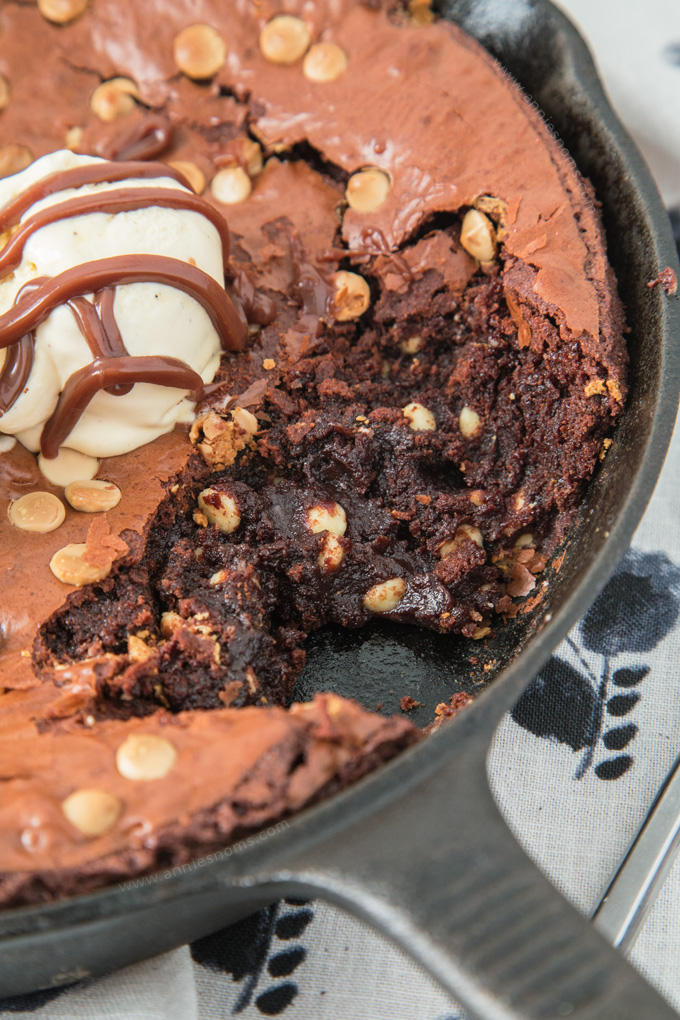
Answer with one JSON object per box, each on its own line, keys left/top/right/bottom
{"left": 458, "top": 405, "right": 481, "bottom": 438}
{"left": 332, "top": 271, "right": 370, "bottom": 321}
{"left": 8, "top": 492, "right": 65, "bottom": 534}
{"left": 64, "top": 479, "right": 122, "bottom": 513}
{"left": 168, "top": 160, "right": 206, "bottom": 195}
{"left": 38, "top": 448, "right": 100, "bottom": 487}
{"left": 260, "top": 15, "right": 311, "bottom": 65}
{"left": 439, "top": 524, "right": 484, "bottom": 557}
{"left": 363, "top": 577, "right": 406, "bottom": 614}
{"left": 318, "top": 534, "right": 345, "bottom": 572}
{"left": 173, "top": 24, "right": 227, "bottom": 79}
{"left": 90, "top": 78, "right": 139, "bottom": 122}
{"left": 345, "top": 168, "right": 391, "bottom": 213}
{"left": 403, "top": 402, "right": 436, "bottom": 432}
{"left": 514, "top": 533, "right": 535, "bottom": 549}
{"left": 306, "top": 502, "right": 347, "bottom": 536}
{"left": 160, "top": 611, "right": 183, "bottom": 637}
{"left": 62, "top": 788, "right": 121, "bottom": 837}
{"left": 472, "top": 625, "right": 491, "bottom": 640}
{"left": 232, "top": 407, "right": 259, "bottom": 435}
{"left": 50, "top": 543, "right": 112, "bottom": 586}
{"left": 0, "top": 144, "right": 33, "bottom": 180}
{"left": 0, "top": 75, "right": 10, "bottom": 113}
{"left": 460, "top": 208, "right": 497, "bottom": 263}
{"left": 38, "top": 0, "right": 88, "bottom": 24}
{"left": 127, "top": 634, "right": 152, "bottom": 662}
{"left": 463, "top": 525, "right": 484, "bottom": 547}
{"left": 224, "top": 137, "right": 264, "bottom": 177}
{"left": 303, "top": 42, "right": 348, "bottom": 82}
{"left": 399, "top": 335, "right": 422, "bottom": 355}
{"left": 244, "top": 138, "right": 264, "bottom": 176}
{"left": 65, "top": 126, "right": 84, "bottom": 150}
{"left": 211, "top": 166, "right": 252, "bottom": 205}
{"left": 438, "top": 541, "right": 457, "bottom": 558}
{"left": 116, "top": 733, "right": 177, "bottom": 781}
{"left": 197, "top": 488, "right": 241, "bottom": 533}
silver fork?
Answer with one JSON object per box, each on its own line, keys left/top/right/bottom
{"left": 593, "top": 750, "right": 680, "bottom": 956}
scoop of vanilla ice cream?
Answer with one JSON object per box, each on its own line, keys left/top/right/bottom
{"left": 0, "top": 150, "right": 225, "bottom": 459}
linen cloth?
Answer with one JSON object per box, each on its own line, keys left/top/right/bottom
{"left": 2, "top": 0, "right": 680, "bottom": 1016}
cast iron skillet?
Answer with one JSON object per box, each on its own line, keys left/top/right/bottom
{"left": 2, "top": 1, "right": 680, "bottom": 1015}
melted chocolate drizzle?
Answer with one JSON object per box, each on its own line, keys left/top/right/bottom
{"left": 0, "top": 279, "right": 43, "bottom": 415}
{"left": 100, "top": 114, "right": 174, "bottom": 162}
{"left": 0, "top": 335, "right": 33, "bottom": 414}
{"left": 0, "top": 160, "right": 255, "bottom": 457}
{"left": 0, "top": 256, "right": 247, "bottom": 354}
{"left": 41, "top": 356, "right": 204, "bottom": 458}
{"left": 69, "top": 292, "right": 132, "bottom": 395}
{"left": 0, "top": 161, "right": 191, "bottom": 233}
{"left": 0, "top": 187, "right": 232, "bottom": 275}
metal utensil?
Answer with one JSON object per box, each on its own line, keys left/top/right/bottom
{"left": 593, "top": 751, "right": 680, "bottom": 955}
{"left": 1, "top": 1, "right": 679, "bottom": 1017}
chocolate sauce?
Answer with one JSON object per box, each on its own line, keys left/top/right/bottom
{"left": 0, "top": 255, "right": 247, "bottom": 456}
{"left": 0, "top": 255, "right": 248, "bottom": 353}
{"left": 67, "top": 295, "right": 111, "bottom": 359}
{"left": 100, "top": 114, "right": 174, "bottom": 162}
{"left": 95, "top": 289, "right": 131, "bottom": 394}
{"left": 0, "top": 334, "right": 33, "bottom": 415}
{"left": 92, "top": 291, "right": 126, "bottom": 359}
{"left": 14, "top": 277, "right": 47, "bottom": 300}
{"left": 0, "top": 161, "right": 191, "bottom": 233}
{"left": 0, "top": 187, "right": 232, "bottom": 275}
{"left": 0, "top": 279, "right": 45, "bottom": 414}
{"left": 69, "top": 293, "right": 132, "bottom": 395}
{"left": 41, "top": 355, "right": 204, "bottom": 458}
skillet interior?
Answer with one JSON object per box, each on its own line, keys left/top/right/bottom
{"left": 0, "top": 0, "right": 679, "bottom": 1003}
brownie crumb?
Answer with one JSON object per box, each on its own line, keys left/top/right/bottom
{"left": 647, "top": 267, "right": 678, "bottom": 296}
{"left": 428, "top": 691, "right": 474, "bottom": 731}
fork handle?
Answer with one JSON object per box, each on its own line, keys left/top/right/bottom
{"left": 592, "top": 751, "right": 680, "bottom": 953}
{"left": 273, "top": 721, "right": 676, "bottom": 1020}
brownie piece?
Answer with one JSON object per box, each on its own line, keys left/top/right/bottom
{"left": 0, "top": 694, "right": 417, "bottom": 906}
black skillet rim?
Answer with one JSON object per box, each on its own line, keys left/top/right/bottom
{"left": 0, "top": 0, "right": 679, "bottom": 952}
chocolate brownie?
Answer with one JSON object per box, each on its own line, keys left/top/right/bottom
{"left": 0, "top": 0, "right": 626, "bottom": 903}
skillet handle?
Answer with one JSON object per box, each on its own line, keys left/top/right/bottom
{"left": 273, "top": 720, "right": 676, "bottom": 1020}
